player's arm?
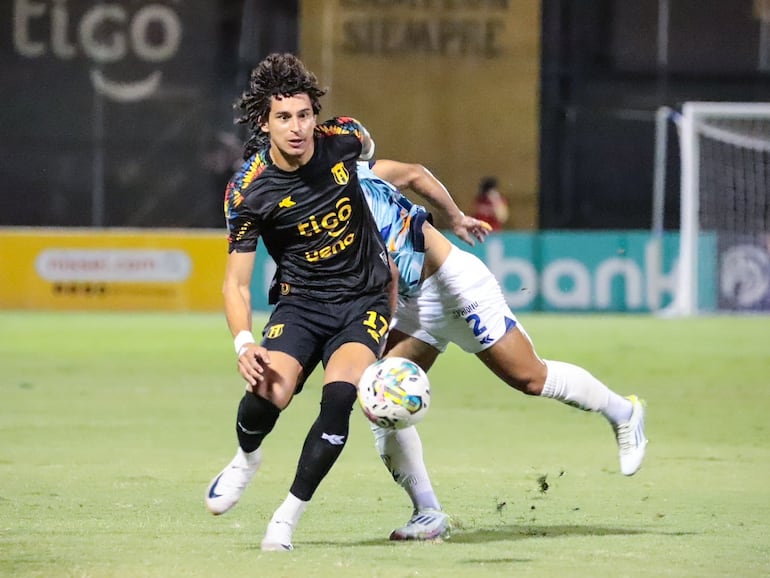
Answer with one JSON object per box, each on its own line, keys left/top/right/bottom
{"left": 223, "top": 250, "right": 270, "bottom": 386}
{"left": 358, "top": 122, "right": 376, "bottom": 160}
{"left": 223, "top": 250, "right": 254, "bottom": 338}
{"left": 371, "top": 159, "right": 491, "bottom": 245}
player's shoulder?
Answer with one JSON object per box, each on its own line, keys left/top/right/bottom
{"left": 315, "top": 116, "right": 366, "bottom": 140}
{"left": 228, "top": 149, "right": 271, "bottom": 188}
{"left": 225, "top": 149, "right": 282, "bottom": 206}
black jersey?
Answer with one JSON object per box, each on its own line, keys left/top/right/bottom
{"left": 224, "top": 117, "right": 391, "bottom": 303}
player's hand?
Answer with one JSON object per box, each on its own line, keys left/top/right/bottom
{"left": 237, "top": 343, "right": 271, "bottom": 387}
{"left": 451, "top": 215, "right": 493, "bottom": 246}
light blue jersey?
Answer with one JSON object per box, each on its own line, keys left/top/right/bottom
{"left": 357, "top": 161, "right": 430, "bottom": 297}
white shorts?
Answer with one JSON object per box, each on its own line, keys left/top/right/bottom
{"left": 393, "top": 246, "right": 519, "bottom": 354}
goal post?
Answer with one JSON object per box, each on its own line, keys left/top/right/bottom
{"left": 662, "top": 102, "right": 770, "bottom": 316}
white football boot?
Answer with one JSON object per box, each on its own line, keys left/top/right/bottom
{"left": 390, "top": 508, "right": 450, "bottom": 541}
{"left": 261, "top": 518, "right": 296, "bottom": 551}
{"left": 205, "top": 447, "right": 262, "bottom": 515}
{"left": 613, "top": 395, "right": 648, "bottom": 476}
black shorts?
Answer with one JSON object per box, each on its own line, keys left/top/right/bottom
{"left": 259, "top": 291, "right": 391, "bottom": 383}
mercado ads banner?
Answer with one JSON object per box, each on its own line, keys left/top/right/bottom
{"left": 0, "top": 228, "right": 227, "bottom": 311}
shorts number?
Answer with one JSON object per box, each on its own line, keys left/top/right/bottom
{"left": 364, "top": 310, "right": 390, "bottom": 343}
{"left": 466, "top": 313, "right": 487, "bottom": 337}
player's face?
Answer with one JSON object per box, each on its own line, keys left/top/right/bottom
{"left": 261, "top": 94, "right": 317, "bottom": 169}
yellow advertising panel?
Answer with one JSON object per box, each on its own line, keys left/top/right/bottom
{"left": 0, "top": 228, "right": 227, "bottom": 311}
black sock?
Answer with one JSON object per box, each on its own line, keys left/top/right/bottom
{"left": 289, "top": 381, "right": 358, "bottom": 501}
{"left": 235, "top": 392, "right": 281, "bottom": 453}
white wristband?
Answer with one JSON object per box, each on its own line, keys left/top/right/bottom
{"left": 233, "top": 330, "right": 256, "bottom": 356}
{"left": 360, "top": 137, "right": 375, "bottom": 161}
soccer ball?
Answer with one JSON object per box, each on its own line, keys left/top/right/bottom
{"left": 357, "top": 356, "right": 430, "bottom": 429}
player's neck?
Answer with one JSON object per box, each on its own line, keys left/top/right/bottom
{"left": 269, "top": 144, "right": 314, "bottom": 172}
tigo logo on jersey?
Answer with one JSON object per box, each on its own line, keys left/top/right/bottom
{"left": 265, "top": 324, "right": 284, "bottom": 339}
{"left": 331, "top": 162, "right": 349, "bottom": 185}
{"left": 296, "top": 197, "right": 356, "bottom": 262}
{"left": 297, "top": 198, "right": 352, "bottom": 238}
{"left": 278, "top": 196, "right": 296, "bottom": 208}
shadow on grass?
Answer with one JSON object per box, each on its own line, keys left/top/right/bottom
{"left": 448, "top": 524, "right": 646, "bottom": 544}
{"left": 303, "top": 523, "right": 673, "bottom": 549}
{"left": 283, "top": 523, "right": 701, "bottom": 553}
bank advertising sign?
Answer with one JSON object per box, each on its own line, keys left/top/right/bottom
{"left": 444, "top": 231, "right": 685, "bottom": 313}
{"left": 248, "top": 231, "right": 693, "bottom": 314}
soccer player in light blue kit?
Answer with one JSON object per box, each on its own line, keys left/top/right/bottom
{"left": 357, "top": 160, "right": 648, "bottom": 541}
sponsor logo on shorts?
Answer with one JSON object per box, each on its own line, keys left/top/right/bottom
{"left": 452, "top": 301, "right": 479, "bottom": 319}
{"left": 265, "top": 324, "right": 284, "bottom": 339}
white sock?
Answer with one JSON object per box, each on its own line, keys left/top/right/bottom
{"left": 371, "top": 424, "right": 441, "bottom": 511}
{"left": 236, "top": 447, "right": 262, "bottom": 466}
{"left": 541, "top": 359, "right": 632, "bottom": 425}
{"left": 271, "top": 492, "right": 308, "bottom": 527}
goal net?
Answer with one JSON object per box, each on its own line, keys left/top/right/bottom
{"left": 669, "top": 102, "right": 770, "bottom": 315}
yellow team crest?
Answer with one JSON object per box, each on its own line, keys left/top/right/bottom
{"left": 265, "top": 324, "right": 284, "bottom": 339}
{"left": 331, "top": 162, "right": 349, "bottom": 185}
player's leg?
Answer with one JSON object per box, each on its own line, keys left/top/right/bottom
{"left": 374, "top": 330, "right": 449, "bottom": 540}
{"left": 206, "top": 301, "right": 323, "bottom": 516}
{"left": 261, "top": 293, "right": 390, "bottom": 551}
{"left": 433, "top": 246, "right": 647, "bottom": 476}
{"left": 461, "top": 276, "right": 647, "bottom": 475}
{"left": 476, "top": 325, "right": 632, "bottom": 414}
{"left": 476, "top": 328, "right": 646, "bottom": 475}
{"left": 205, "top": 351, "right": 302, "bottom": 515}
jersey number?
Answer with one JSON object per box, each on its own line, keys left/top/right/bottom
{"left": 364, "top": 311, "right": 389, "bottom": 344}
{"left": 466, "top": 314, "right": 487, "bottom": 337}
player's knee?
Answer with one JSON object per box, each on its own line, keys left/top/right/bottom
{"left": 253, "top": 365, "right": 299, "bottom": 409}
{"left": 236, "top": 392, "right": 281, "bottom": 452}
{"left": 526, "top": 362, "right": 548, "bottom": 395}
{"left": 518, "top": 379, "right": 543, "bottom": 396}
{"left": 504, "top": 363, "right": 547, "bottom": 396}
{"left": 238, "top": 392, "right": 280, "bottom": 430}
{"left": 318, "top": 381, "right": 358, "bottom": 434}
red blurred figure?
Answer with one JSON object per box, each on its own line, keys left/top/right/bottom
{"left": 471, "top": 176, "right": 509, "bottom": 231}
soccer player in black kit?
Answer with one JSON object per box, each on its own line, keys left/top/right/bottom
{"left": 204, "top": 53, "right": 392, "bottom": 551}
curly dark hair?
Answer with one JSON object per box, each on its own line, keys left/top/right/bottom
{"left": 235, "top": 53, "right": 328, "bottom": 159}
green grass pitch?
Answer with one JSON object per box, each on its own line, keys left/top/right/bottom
{"left": 1, "top": 311, "right": 769, "bottom": 577}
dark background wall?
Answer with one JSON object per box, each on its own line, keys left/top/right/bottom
{"left": 0, "top": 0, "right": 297, "bottom": 229}
{"left": 1, "top": 0, "right": 768, "bottom": 230}
{"left": 539, "top": 0, "right": 770, "bottom": 230}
